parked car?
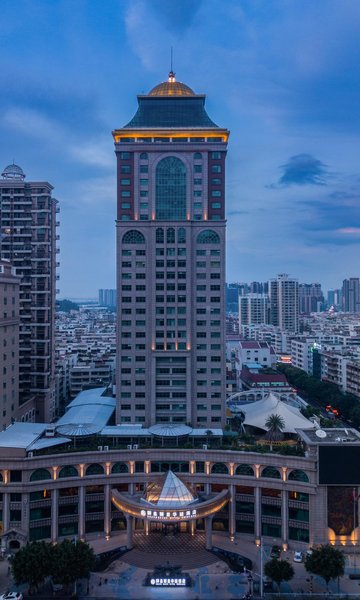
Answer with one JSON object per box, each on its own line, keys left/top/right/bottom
{"left": 270, "top": 545, "right": 281, "bottom": 559}
{"left": 0, "top": 593, "right": 23, "bottom": 600}
{"left": 293, "top": 551, "right": 303, "bottom": 562}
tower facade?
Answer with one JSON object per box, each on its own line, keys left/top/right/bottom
{"left": 269, "top": 273, "right": 299, "bottom": 332}
{"left": 0, "top": 164, "right": 59, "bottom": 422}
{"left": 113, "top": 73, "right": 229, "bottom": 427}
{"left": 342, "top": 278, "right": 360, "bottom": 313}
{"left": 239, "top": 294, "right": 268, "bottom": 326}
{"left": 0, "top": 259, "right": 20, "bottom": 428}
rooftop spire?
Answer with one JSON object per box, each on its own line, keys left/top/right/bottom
{"left": 168, "top": 46, "right": 175, "bottom": 82}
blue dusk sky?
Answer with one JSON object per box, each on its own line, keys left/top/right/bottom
{"left": 1, "top": 0, "right": 360, "bottom": 297}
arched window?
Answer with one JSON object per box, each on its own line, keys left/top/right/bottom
{"left": 140, "top": 152, "right": 148, "bottom": 160}
{"left": 235, "top": 464, "right": 254, "bottom": 477}
{"left": 261, "top": 466, "right": 281, "bottom": 479}
{"left": 167, "top": 228, "right": 175, "bottom": 244}
{"left": 288, "top": 469, "right": 309, "bottom": 483}
{"left": 211, "top": 463, "right": 229, "bottom": 474}
{"left": 156, "top": 157, "right": 186, "bottom": 220}
{"left": 86, "top": 463, "right": 104, "bottom": 476}
{"left": 197, "top": 230, "right": 220, "bottom": 244}
{"left": 58, "top": 465, "right": 78, "bottom": 479}
{"left": 178, "top": 228, "right": 186, "bottom": 243}
{"left": 30, "top": 468, "right": 52, "bottom": 482}
{"left": 111, "top": 462, "right": 129, "bottom": 474}
{"left": 156, "top": 228, "right": 164, "bottom": 244}
{"left": 194, "top": 152, "right": 202, "bottom": 159}
{"left": 122, "top": 230, "right": 145, "bottom": 244}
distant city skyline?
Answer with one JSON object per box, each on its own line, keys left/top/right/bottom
{"left": 1, "top": 1, "right": 360, "bottom": 295}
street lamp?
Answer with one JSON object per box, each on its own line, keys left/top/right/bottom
{"left": 255, "top": 537, "right": 264, "bottom": 598}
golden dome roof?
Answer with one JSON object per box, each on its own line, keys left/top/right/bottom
{"left": 148, "top": 71, "right": 195, "bottom": 97}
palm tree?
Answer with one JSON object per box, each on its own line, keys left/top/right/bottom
{"left": 264, "top": 413, "right": 285, "bottom": 451}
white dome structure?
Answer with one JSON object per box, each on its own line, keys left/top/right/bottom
{"left": 240, "top": 392, "right": 314, "bottom": 434}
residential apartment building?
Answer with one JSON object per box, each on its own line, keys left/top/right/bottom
{"left": 342, "top": 278, "right": 360, "bottom": 313}
{"left": 269, "top": 273, "right": 299, "bottom": 332}
{"left": 239, "top": 294, "right": 268, "bottom": 326}
{"left": 0, "top": 164, "right": 59, "bottom": 421}
{"left": 299, "top": 283, "right": 324, "bottom": 315}
{"left": 113, "top": 72, "right": 229, "bottom": 427}
{"left": 99, "top": 289, "right": 116, "bottom": 308}
{"left": 0, "top": 260, "right": 20, "bottom": 427}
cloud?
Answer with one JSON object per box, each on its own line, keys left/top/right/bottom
{"left": 2, "top": 107, "right": 113, "bottom": 169}
{"left": 150, "top": 0, "right": 203, "bottom": 33}
{"left": 336, "top": 227, "right": 360, "bottom": 235}
{"left": 269, "top": 153, "right": 329, "bottom": 188}
{"left": 227, "top": 209, "right": 249, "bottom": 216}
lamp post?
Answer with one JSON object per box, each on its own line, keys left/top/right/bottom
{"left": 353, "top": 487, "right": 358, "bottom": 570}
{"left": 260, "top": 538, "right": 264, "bottom": 598}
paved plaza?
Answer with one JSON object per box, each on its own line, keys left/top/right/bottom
{"left": 83, "top": 531, "right": 360, "bottom": 599}
{"left": 1, "top": 532, "right": 360, "bottom": 598}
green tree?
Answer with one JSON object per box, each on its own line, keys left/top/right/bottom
{"left": 56, "top": 299, "right": 79, "bottom": 312}
{"left": 11, "top": 541, "right": 53, "bottom": 593}
{"left": 305, "top": 544, "right": 345, "bottom": 591}
{"left": 264, "top": 413, "right": 285, "bottom": 451}
{"left": 51, "top": 539, "right": 96, "bottom": 589}
{"left": 264, "top": 558, "right": 294, "bottom": 590}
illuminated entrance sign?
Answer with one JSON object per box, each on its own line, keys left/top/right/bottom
{"left": 150, "top": 577, "right": 187, "bottom": 586}
{"left": 140, "top": 508, "right": 197, "bottom": 519}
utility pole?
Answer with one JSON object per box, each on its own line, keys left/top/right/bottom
{"left": 260, "top": 538, "right": 264, "bottom": 598}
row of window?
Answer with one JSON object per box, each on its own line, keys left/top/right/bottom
{"left": 122, "top": 229, "right": 220, "bottom": 244}
{"left": 9, "top": 464, "right": 310, "bottom": 483}
{"left": 119, "top": 151, "right": 223, "bottom": 160}
{"left": 120, "top": 177, "right": 221, "bottom": 192}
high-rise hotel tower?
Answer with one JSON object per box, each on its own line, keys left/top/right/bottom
{"left": 113, "top": 73, "right": 229, "bottom": 428}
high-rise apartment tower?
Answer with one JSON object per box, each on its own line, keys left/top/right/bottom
{"left": 113, "top": 72, "right": 229, "bottom": 427}
{"left": 0, "top": 259, "right": 20, "bottom": 428}
{"left": 0, "top": 164, "right": 59, "bottom": 422}
{"left": 269, "top": 273, "right": 299, "bottom": 332}
{"left": 342, "top": 278, "right": 360, "bottom": 313}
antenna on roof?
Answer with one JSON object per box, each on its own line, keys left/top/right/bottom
{"left": 168, "top": 47, "right": 175, "bottom": 82}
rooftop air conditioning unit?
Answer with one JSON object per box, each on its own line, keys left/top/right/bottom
{"left": 97, "top": 446, "right": 103, "bottom": 451}
{"left": 28, "top": 451, "right": 34, "bottom": 457}
{"left": 45, "top": 427, "right": 55, "bottom": 438}
{"left": 127, "top": 444, "right": 132, "bottom": 450}
{"left": 104, "top": 445, "right": 109, "bottom": 451}
{"left": 133, "top": 444, "right": 139, "bottom": 450}
{"left": 202, "top": 444, "right": 208, "bottom": 450}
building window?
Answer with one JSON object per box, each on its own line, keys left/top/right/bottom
{"left": 156, "top": 228, "right": 164, "bottom": 243}
{"left": 178, "top": 228, "right": 186, "bottom": 243}
{"left": 197, "top": 230, "right": 220, "bottom": 244}
{"left": 194, "top": 152, "right": 202, "bottom": 159}
{"left": 122, "top": 230, "right": 145, "bottom": 244}
{"left": 167, "top": 227, "right": 176, "bottom": 244}
{"left": 140, "top": 152, "right": 148, "bottom": 159}
{"left": 156, "top": 157, "right": 186, "bottom": 220}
